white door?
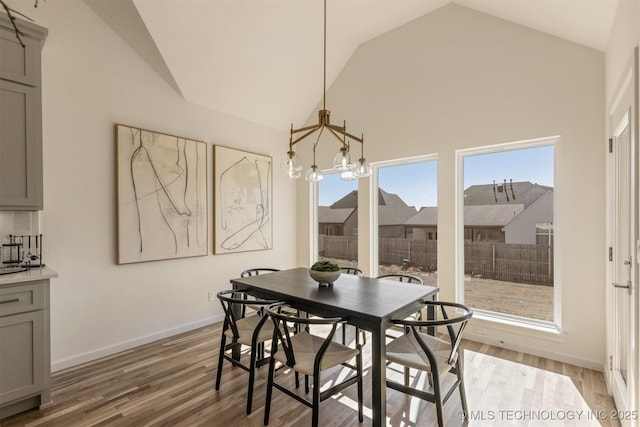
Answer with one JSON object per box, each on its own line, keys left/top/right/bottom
{"left": 607, "top": 47, "right": 638, "bottom": 425}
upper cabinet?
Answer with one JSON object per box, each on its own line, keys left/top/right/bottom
{"left": 0, "top": 16, "right": 47, "bottom": 210}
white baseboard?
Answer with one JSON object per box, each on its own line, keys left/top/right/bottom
{"left": 465, "top": 332, "right": 604, "bottom": 372}
{"left": 51, "top": 314, "right": 224, "bottom": 372}
{"left": 51, "top": 315, "right": 604, "bottom": 376}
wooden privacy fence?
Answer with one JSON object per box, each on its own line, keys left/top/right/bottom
{"left": 464, "top": 241, "right": 553, "bottom": 285}
{"left": 318, "top": 235, "right": 358, "bottom": 261}
{"left": 319, "top": 235, "right": 553, "bottom": 285}
{"left": 319, "top": 235, "right": 438, "bottom": 270}
{"left": 378, "top": 238, "right": 438, "bottom": 271}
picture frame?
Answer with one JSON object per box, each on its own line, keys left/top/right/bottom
{"left": 116, "top": 124, "right": 208, "bottom": 264}
{"left": 213, "top": 145, "right": 273, "bottom": 254}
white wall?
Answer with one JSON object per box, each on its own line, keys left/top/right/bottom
{"left": 6, "top": 0, "right": 297, "bottom": 371}
{"left": 298, "top": 4, "right": 606, "bottom": 368}
{"left": 605, "top": 0, "right": 640, "bottom": 105}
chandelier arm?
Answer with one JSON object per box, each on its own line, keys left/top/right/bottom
{"left": 325, "top": 124, "right": 364, "bottom": 143}
{"left": 324, "top": 122, "right": 344, "bottom": 133}
{"left": 290, "top": 126, "right": 322, "bottom": 146}
{"left": 313, "top": 126, "right": 325, "bottom": 152}
{"left": 342, "top": 131, "right": 364, "bottom": 143}
{"left": 326, "top": 127, "right": 350, "bottom": 147}
{"left": 291, "top": 123, "right": 322, "bottom": 135}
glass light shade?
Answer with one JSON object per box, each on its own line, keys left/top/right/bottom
{"left": 285, "top": 167, "right": 302, "bottom": 180}
{"left": 340, "top": 169, "right": 358, "bottom": 181}
{"left": 356, "top": 158, "right": 372, "bottom": 178}
{"left": 281, "top": 153, "right": 302, "bottom": 179}
{"left": 332, "top": 148, "right": 353, "bottom": 170}
{"left": 305, "top": 165, "right": 324, "bottom": 182}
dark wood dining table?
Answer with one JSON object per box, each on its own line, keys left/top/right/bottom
{"left": 230, "top": 267, "right": 438, "bottom": 427}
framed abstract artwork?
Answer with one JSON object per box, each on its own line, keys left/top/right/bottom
{"left": 213, "top": 145, "right": 272, "bottom": 254}
{"left": 116, "top": 124, "right": 208, "bottom": 264}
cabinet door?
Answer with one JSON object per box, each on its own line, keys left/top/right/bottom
{"left": 0, "top": 310, "right": 45, "bottom": 405}
{"left": 0, "top": 79, "right": 43, "bottom": 209}
{"left": 0, "top": 21, "right": 43, "bottom": 87}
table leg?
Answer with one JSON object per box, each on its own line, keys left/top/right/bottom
{"left": 427, "top": 294, "right": 437, "bottom": 336}
{"left": 371, "top": 324, "right": 387, "bottom": 427}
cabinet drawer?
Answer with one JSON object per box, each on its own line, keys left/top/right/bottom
{"left": 0, "top": 282, "right": 45, "bottom": 316}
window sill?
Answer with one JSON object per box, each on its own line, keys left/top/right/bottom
{"left": 469, "top": 309, "right": 565, "bottom": 343}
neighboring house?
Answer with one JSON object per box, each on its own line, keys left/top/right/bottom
{"left": 463, "top": 181, "right": 550, "bottom": 206}
{"left": 377, "top": 190, "right": 419, "bottom": 237}
{"left": 407, "top": 204, "right": 524, "bottom": 242}
{"left": 463, "top": 204, "right": 525, "bottom": 242}
{"left": 502, "top": 189, "right": 554, "bottom": 244}
{"left": 406, "top": 181, "right": 552, "bottom": 242}
{"left": 318, "top": 189, "right": 417, "bottom": 237}
{"left": 404, "top": 207, "right": 438, "bottom": 240}
{"left": 317, "top": 207, "right": 355, "bottom": 236}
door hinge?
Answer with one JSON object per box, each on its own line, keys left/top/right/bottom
{"left": 609, "top": 355, "right": 613, "bottom": 370}
{"left": 609, "top": 247, "right": 613, "bottom": 262}
{"left": 609, "top": 138, "right": 613, "bottom": 153}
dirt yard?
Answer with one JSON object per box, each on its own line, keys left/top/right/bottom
{"left": 322, "top": 258, "right": 554, "bottom": 321}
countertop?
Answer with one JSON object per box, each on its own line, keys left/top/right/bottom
{"left": 0, "top": 266, "right": 58, "bottom": 286}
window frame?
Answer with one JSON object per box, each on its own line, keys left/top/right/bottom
{"left": 312, "top": 169, "right": 359, "bottom": 265}
{"left": 455, "top": 136, "right": 561, "bottom": 331}
{"left": 370, "top": 154, "right": 439, "bottom": 278}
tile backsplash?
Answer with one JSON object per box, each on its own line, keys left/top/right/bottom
{"left": 0, "top": 211, "right": 41, "bottom": 237}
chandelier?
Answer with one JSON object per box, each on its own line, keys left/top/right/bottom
{"left": 282, "top": 0, "right": 371, "bottom": 182}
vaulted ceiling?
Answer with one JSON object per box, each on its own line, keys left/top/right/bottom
{"left": 84, "top": 0, "right": 619, "bottom": 131}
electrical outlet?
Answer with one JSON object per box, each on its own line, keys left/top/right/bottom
{"left": 208, "top": 291, "right": 216, "bottom": 302}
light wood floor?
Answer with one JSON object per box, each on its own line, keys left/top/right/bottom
{"left": 2, "top": 323, "right": 618, "bottom": 427}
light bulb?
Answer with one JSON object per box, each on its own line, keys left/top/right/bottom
{"left": 332, "top": 147, "right": 352, "bottom": 170}
{"left": 305, "top": 165, "right": 324, "bottom": 182}
{"left": 341, "top": 169, "right": 358, "bottom": 181}
{"left": 356, "top": 158, "right": 371, "bottom": 178}
{"left": 285, "top": 167, "right": 301, "bottom": 180}
{"left": 281, "top": 152, "right": 302, "bottom": 179}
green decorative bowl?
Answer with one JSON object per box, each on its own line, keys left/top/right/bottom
{"left": 309, "top": 269, "right": 341, "bottom": 287}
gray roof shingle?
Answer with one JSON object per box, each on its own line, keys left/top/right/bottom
{"left": 317, "top": 206, "right": 354, "bottom": 224}
{"left": 463, "top": 181, "right": 545, "bottom": 206}
{"left": 406, "top": 204, "right": 523, "bottom": 226}
{"left": 321, "top": 188, "right": 416, "bottom": 226}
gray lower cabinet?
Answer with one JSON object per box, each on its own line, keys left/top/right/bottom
{"left": 0, "top": 16, "right": 47, "bottom": 210}
{"left": 0, "top": 280, "right": 51, "bottom": 419}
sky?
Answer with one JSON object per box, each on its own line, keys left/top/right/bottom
{"left": 318, "top": 145, "right": 554, "bottom": 209}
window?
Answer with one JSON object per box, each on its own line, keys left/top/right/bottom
{"left": 374, "top": 156, "right": 438, "bottom": 283}
{"left": 316, "top": 172, "right": 358, "bottom": 267}
{"left": 536, "top": 223, "right": 554, "bottom": 246}
{"left": 458, "top": 138, "right": 556, "bottom": 325}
